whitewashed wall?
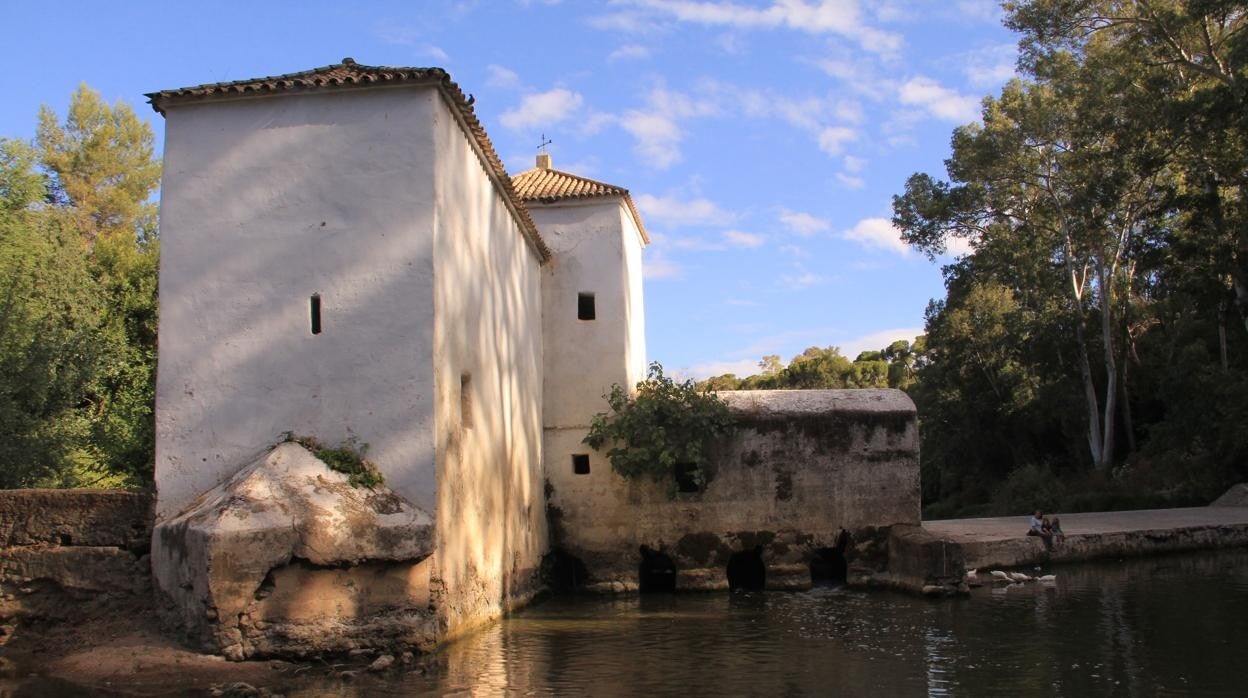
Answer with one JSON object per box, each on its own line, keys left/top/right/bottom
{"left": 430, "top": 95, "right": 546, "bottom": 637}
{"left": 155, "top": 88, "right": 440, "bottom": 519}
{"left": 532, "top": 200, "right": 646, "bottom": 527}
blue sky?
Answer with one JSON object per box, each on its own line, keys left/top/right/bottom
{"left": 1, "top": 1, "right": 1018, "bottom": 378}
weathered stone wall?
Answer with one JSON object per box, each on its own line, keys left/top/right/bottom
{"left": 545, "top": 389, "right": 920, "bottom": 591}
{"left": 0, "top": 490, "right": 153, "bottom": 635}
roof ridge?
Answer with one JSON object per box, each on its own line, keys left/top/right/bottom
{"left": 145, "top": 59, "right": 551, "bottom": 263}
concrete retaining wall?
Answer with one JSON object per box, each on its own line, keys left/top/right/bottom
{"left": 546, "top": 389, "right": 920, "bottom": 591}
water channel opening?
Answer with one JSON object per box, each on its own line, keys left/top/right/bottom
{"left": 638, "top": 545, "right": 677, "bottom": 593}
{"left": 809, "top": 529, "right": 851, "bottom": 586}
{"left": 726, "top": 546, "right": 766, "bottom": 591}
{"left": 541, "top": 549, "right": 588, "bottom": 593}
{"left": 674, "top": 462, "right": 702, "bottom": 493}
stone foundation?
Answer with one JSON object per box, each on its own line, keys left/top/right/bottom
{"left": 545, "top": 389, "right": 921, "bottom": 591}
{"left": 152, "top": 443, "right": 436, "bottom": 660}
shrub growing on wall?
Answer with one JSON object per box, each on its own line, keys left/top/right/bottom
{"left": 584, "top": 362, "right": 734, "bottom": 493}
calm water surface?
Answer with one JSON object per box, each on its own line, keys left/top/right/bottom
{"left": 356, "top": 549, "right": 1248, "bottom": 697}
{"left": 29, "top": 549, "right": 1248, "bottom": 697}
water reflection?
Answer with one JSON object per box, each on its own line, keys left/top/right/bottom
{"left": 26, "top": 550, "right": 1245, "bottom": 697}
{"left": 394, "top": 550, "right": 1247, "bottom": 697}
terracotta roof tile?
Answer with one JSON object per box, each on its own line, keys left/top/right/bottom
{"left": 146, "top": 59, "right": 550, "bottom": 263}
{"left": 511, "top": 166, "right": 650, "bottom": 244}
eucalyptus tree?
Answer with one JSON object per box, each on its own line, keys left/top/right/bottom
{"left": 893, "top": 49, "right": 1171, "bottom": 469}
{"left": 1006, "top": 0, "right": 1248, "bottom": 332}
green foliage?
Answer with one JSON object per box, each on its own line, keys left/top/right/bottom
{"left": 283, "top": 433, "right": 385, "bottom": 489}
{"left": 584, "top": 362, "right": 734, "bottom": 494}
{"left": 0, "top": 85, "right": 160, "bottom": 489}
{"left": 698, "top": 341, "right": 921, "bottom": 392}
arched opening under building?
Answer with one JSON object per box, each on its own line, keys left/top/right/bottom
{"left": 541, "top": 549, "right": 588, "bottom": 593}
{"left": 726, "top": 546, "right": 766, "bottom": 591}
{"left": 809, "top": 529, "right": 851, "bottom": 586}
{"left": 638, "top": 545, "right": 677, "bottom": 593}
{"left": 673, "top": 462, "right": 702, "bottom": 493}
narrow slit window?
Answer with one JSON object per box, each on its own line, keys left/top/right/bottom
{"left": 577, "top": 292, "right": 596, "bottom": 321}
{"left": 572, "top": 454, "right": 591, "bottom": 475}
{"left": 310, "top": 294, "right": 322, "bottom": 335}
{"left": 460, "top": 373, "right": 473, "bottom": 430}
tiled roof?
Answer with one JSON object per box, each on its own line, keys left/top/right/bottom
{"left": 511, "top": 165, "right": 650, "bottom": 244}
{"left": 145, "top": 59, "right": 550, "bottom": 263}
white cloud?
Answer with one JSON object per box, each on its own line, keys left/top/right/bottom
{"left": 724, "top": 298, "right": 760, "bottom": 307}
{"left": 817, "top": 126, "right": 858, "bottom": 156}
{"left": 486, "top": 64, "right": 522, "bottom": 89}
{"left": 782, "top": 271, "right": 829, "bottom": 289}
{"left": 835, "top": 172, "right": 866, "bottom": 189}
{"left": 898, "top": 77, "right": 980, "bottom": 123}
{"left": 963, "top": 43, "right": 1018, "bottom": 87}
{"left": 500, "top": 88, "right": 584, "bottom": 130}
{"left": 635, "top": 193, "right": 735, "bottom": 227}
{"left": 682, "top": 358, "right": 762, "bottom": 380}
{"left": 779, "top": 210, "right": 831, "bottom": 237}
{"left": 723, "top": 230, "right": 765, "bottom": 248}
{"left": 843, "top": 155, "right": 867, "bottom": 172}
{"left": 843, "top": 217, "right": 910, "bottom": 255}
{"left": 945, "top": 235, "right": 975, "bottom": 256}
{"left": 643, "top": 250, "right": 684, "bottom": 279}
{"left": 419, "top": 45, "right": 451, "bottom": 62}
{"left": 617, "top": 85, "right": 718, "bottom": 168}
{"left": 608, "top": 44, "right": 652, "bottom": 62}
{"left": 838, "top": 327, "right": 924, "bottom": 359}
{"left": 957, "top": 0, "right": 1002, "bottom": 22}
{"left": 620, "top": 112, "right": 684, "bottom": 168}
{"left": 620, "top": 0, "right": 903, "bottom": 54}
{"left": 779, "top": 243, "right": 809, "bottom": 258}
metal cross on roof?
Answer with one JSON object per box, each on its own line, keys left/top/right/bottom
{"left": 538, "top": 134, "right": 553, "bottom": 153}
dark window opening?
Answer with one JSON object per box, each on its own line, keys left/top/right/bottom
{"left": 726, "top": 546, "right": 767, "bottom": 591}
{"left": 310, "top": 294, "right": 322, "bottom": 335}
{"left": 460, "top": 373, "right": 473, "bottom": 430}
{"left": 57, "top": 534, "right": 72, "bottom": 546}
{"left": 638, "top": 545, "right": 677, "bottom": 593}
{"left": 809, "top": 530, "right": 851, "bottom": 586}
{"left": 674, "top": 462, "right": 702, "bottom": 493}
{"left": 577, "top": 292, "right": 596, "bottom": 320}
{"left": 572, "top": 454, "right": 591, "bottom": 475}
{"left": 541, "top": 549, "right": 588, "bottom": 593}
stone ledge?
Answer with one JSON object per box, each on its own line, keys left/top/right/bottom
{"left": 0, "top": 489, "right": 151, "bottom": 549}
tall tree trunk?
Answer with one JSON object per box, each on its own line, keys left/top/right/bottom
{"left": 1097, "top": 257, "right": 1118, "bottom": 469}
{"left": 1219, "top": 299, "right": 1230, "bottom": 372}
{"left": 1074, "top": 315, "right": 1104, "bottom": 467}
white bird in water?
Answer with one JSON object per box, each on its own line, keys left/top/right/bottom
{"left": 990, "top": 570, "right": 1011, "bottom": 582}
{"left": 1038, "top": 574, "right": 1057, "bottom": 582}
{"left": 1009, "top": 572, "right": 1032, "bottom": 583}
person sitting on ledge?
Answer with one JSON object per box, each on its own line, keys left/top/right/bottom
{"left": 1044, "top": 515, "right": 1064, "bottom": 543}
{"left": 1028, "top": 510, "right": 1054, "bottom": 547}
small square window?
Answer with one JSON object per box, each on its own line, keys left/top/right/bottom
{"left": 572, "top": 454, "right": 591, "bottom": 475}
{"left": 577, "top": 293, "right": 596, "bottom": 321}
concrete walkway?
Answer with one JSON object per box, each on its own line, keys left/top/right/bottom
{"left": 921, "top": 506, "right": 1248, "bottom": 569}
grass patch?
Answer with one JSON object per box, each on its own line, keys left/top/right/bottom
{"left": 282, "top": 433, "right": 385, "bottom": 489}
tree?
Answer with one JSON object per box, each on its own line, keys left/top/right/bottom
{"left": 36, "top": 84, "right": 161, "bottom": 245}
{"left": 1006, "top": 0, "right": 1248, "bottom": 331}
{"left": 0, "top": 86, "right": 161, "bottom": 487}
{"left": 585, "top": 362, "right": 735, "bottom": 494}
{"left": 894, "top": 51, "right": 1171, "bottom": 469}
{"left": 0, "top": 148, "right": 106, "bottom": 486}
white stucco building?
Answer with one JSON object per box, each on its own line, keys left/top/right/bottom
{"left": 146, "top": 59, "right": 649, "bottom": 655}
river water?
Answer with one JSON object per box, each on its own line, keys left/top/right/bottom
{"left": 24, "top": 549, "right": 1248, "bottom": 697}
{"left": 337, "top": 549, "right": 1248, "bottom": 697}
